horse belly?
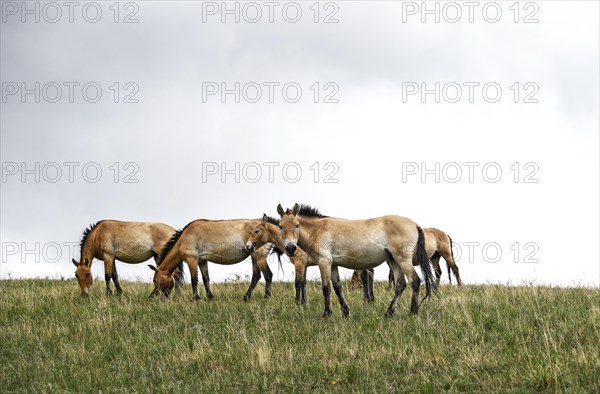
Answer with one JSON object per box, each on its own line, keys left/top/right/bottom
{"left": 333, "top": 248, "right": 388, "bottom": 270}
{"left": 114, "top": 248, "right": 154, "bottom": 264}
{"left": 198, "top": 245, "right": 249, "bottom": 265}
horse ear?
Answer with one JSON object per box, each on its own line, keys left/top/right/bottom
{"left": 277, "top": 204, "right": 285, "bottom": 216}
{"left": 292, "top": 203, "right": 300, "bottom": 216}
{"left": 83, "top": 258, "right": 91, "bottom": 267}
{"left": 262, "top": 213, "right": 268, "bottom": 223}
{"left": 72, "top": 258, "right": 79, "bottom": 267}
{"left": 148, "top": 265, "right": 157, "bottom": 272}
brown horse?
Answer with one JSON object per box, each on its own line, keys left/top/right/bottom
{"left": 72, "top": 220, "right": 184, "bottom": 297}
{"left": 388, "top": 227, "right": 462, "bottom": 288}
{"left": 148, "top": 217, "right": 284, "bottom": 300}
{"left": 249, "top": 204, "right": 436, "bottom": 317}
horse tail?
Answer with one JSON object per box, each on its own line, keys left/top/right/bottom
{"left": 416, "top": 225, "right": 436, "bottom": 304}
{"left": 448, "top": 235, "right": 455, "bottom": 283}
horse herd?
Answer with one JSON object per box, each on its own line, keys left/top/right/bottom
{"left": 72, "top": 204, "right": 462, "bottom": 318}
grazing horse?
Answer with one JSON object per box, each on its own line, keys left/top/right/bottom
{"left": 388, "top": 227, "right": 463, "bottom": 288}
{"left": 148, "top": 218, "right": 284, "bottom": 300}
{"left": 250, "top": 204, "right": 436, "bottom": 317}
{"left": 72, "top": 220, "right": 184, "bottom": 297}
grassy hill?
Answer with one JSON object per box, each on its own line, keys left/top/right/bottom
{"left": 1, "top": 279, "right": 598, "bottom": 392}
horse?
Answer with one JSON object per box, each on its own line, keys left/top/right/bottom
{"left": 148, "top": 217, "right": 285, "bottom": 300}
{"left": 388, "top": 227, "right": 462, "bottom": 288}
{"left": 72, "top": 220, "right": 185, "bottom": 297}
{"left": 249, "top": 204, "right": 436, "bottom": 317}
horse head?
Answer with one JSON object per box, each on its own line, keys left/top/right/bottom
{"left": 73, "top": 258, "right": 93, "bottom": 297}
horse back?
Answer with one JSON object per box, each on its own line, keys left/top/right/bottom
{"left": 92, "top": 220, "right": 174, "bottom": 261}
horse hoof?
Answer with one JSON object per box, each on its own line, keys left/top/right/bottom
{"left": 243, "top": 295, "right": 250, "bottom": 302}
{"left": 192, "top": 295, "right": 201, "bottom": 301}
{"left": 385, "top": 309, "right": 395, "bottom": 318}
{"left": 207, "top": 293, "right": 215, "bottom": 300}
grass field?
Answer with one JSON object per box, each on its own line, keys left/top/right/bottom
{"left": 1, "top": 279, "right": 599, "bottom": 393}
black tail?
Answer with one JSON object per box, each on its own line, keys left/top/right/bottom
{"left": 416, "top": 226, "right": 436, "bottom": 304}
{"left": 448, "top": 235, "right": 455, "bottom": 284}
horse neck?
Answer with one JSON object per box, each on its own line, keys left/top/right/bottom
{"left": 80, "top": 231, "right": 98, "bottom": 263}
{"left": 297, "top": 216, "right": 318, "bottom": 251}
{"left": 265, "top": 223, "right": 285, "bottom": 250}
{"left": 158, "top": 241, "right": 184, "bottom": 275}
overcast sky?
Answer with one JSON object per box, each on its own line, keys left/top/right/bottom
{"left": 1, "top": 1, "right": 598, "bottom": 290}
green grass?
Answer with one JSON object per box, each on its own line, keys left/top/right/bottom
{"left": 1, "top": 279, "right": 599, "bottom": 393}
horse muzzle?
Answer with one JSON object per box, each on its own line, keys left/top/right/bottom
{"left": 285, "top": 243, "right": 297, "bottom": 257}
{"left": 245, "top": 243, "right": 255, "bottom": 253}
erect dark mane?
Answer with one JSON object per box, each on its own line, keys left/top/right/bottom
{"left": 297, "top": 204, "right": 328, "bottom": 218}
{"left": 265, "top": 216, "right": 280, "bottom": 226}
{"left": 79, "top": 221, "right": 103, "bottom": 254}
{"left": 159, "top": 220, "right": 195, "bottom": 262}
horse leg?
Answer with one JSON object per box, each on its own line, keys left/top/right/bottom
{"left": 360, "top": 269, "right": 375, "bottom": 304}
{"left": 185, "top": 257, "right": 201, "bottom": 300}
{"left": 368, "top": 268, "right": 375, "bottom": 302}
{"left": 302, "top": 271, "right": 307, "bottom": 305}
{"left": 385, "top": 257, "right": 406, "bottom": 317}
{"left": 292, "top": 251, "right": 310, "bottom": 304}
{"left": 386, "top": 259, "right": 395, "bottom": 289}
{"left": 402, "top": 257, "right": 422, "bottom": 315}
{"left": 360, "top": 270, "right": 370, "bottom": 302}
{"left": 299, "top": 265, "right": 308, "bottom": 305}
{"left": 388, "top": 241, "right": 422, "bottom": 315}
{"left": 198, "top": 261, "right": 214, "bottom": 300}
{"left": 441, "top": 248, "right": 463, "bottom": 286}
{"left": 103, "top": 257, "right": 114, "bottom": 296}
{"left": 301, "top": 270, "right": 307, "bottom": 305}
{"left": 331, "top": 266, "right": 350, "bottom": 317}
{"left": 292, "top": 255, "right": 307, "bottom": 304}
{"left": 430, "top": 252, "right": 442, "bottom": 287}
{"left": 244, "top": 256, "right": 261, "bottom": 302}
{"left": 318, "top": 261, "right": 333, "bottom": 318}
{"left": 111, "top": 260, "right": 123, "bottom": 295}
{"left": 259, "top": 259, "right": 273, "bottom": 299}
{"left": 294, "top": 265, "right": 304, "bottom": 304}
